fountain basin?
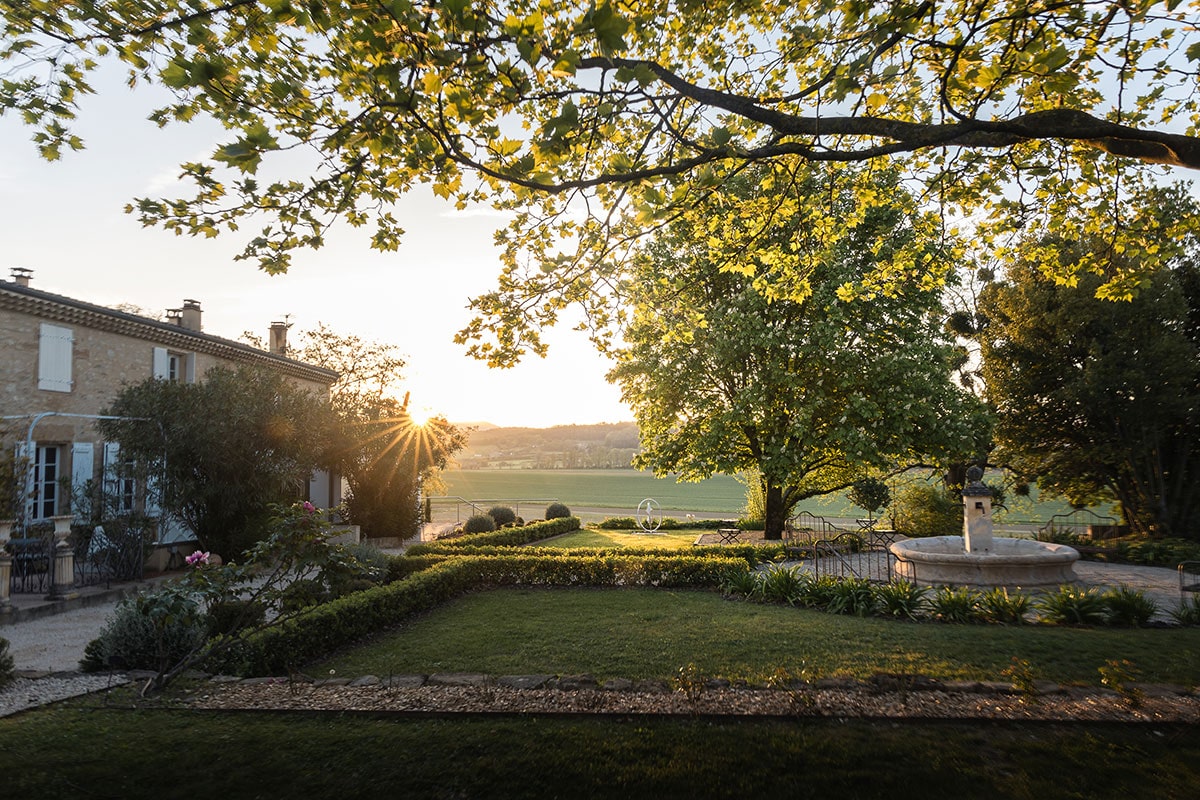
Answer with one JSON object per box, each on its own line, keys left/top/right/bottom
{"left": 889, "top": 536, "right": 1080, "bottom": 589}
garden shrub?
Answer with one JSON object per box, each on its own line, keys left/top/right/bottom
{"left": 1114, "top": 537, "right": 1200, "bottom": 567}
{"left": 847, "top": 477, "right": 891, "bottom": 520}
{"left": 81, "top": 597, "right": 207, "bottom": 672}
{"left": 594, "top": 515, "right": 691, "bottom": 530}
{"left": 279, "top": 578, "right": 329, "bottom": 613}
{"left": 206, "top": 599, "right": 266, "bottom": 637}
{"left": 411, "top": 517, "right": 582, "bottom": 550}
{"left": 544, "top": 502, "right": 572, "bottom": 520}
{"left": 487, "top": 505, "right": 517, "bottom": 527}
{"left": 340, "top": 542, "right": 391, "bottom": 583}
{"left": 595, "top": 516, "right": 637, "bottom": 529}
{"left": 462, "top": 514, "right": 497, "bottom": 534}
{"left": 385, "top": 553, "right": 451, "bottom": 581}
{"left": 892, "top": 483, "right": 961, "bottom": 537}
{"left": 0, "top": 636, "right": 13, "bottom": 689}
{"left": 332, "top": 577, "right": 379, "bottom": 597}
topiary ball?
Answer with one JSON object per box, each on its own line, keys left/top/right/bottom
{"left": 487, "top": 505, "right": 517, "bottom": 527}
{"left": 463, "top": 513, "right": 497, "bottom": 534}
{"left": 545, "top": 502, "right": 572, "bottom": 520}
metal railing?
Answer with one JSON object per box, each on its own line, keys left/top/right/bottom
{"left": 426, "top": 496, "right": 561, "bottom": 524}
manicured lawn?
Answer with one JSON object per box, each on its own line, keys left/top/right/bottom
{"left": 315, "top": 588, "right": 1200, "bottom": 687}
{"left": 543, "top": 529, "right": 701, "bottom": 549}
{"left": 2, "top": 702, "right": 1197, "bottom": 799}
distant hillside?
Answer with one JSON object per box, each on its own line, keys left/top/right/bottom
{"left": 456, "top": 421, "right": 640, "bottom": 469}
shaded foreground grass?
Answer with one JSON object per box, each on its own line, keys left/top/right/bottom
{"left": 317, "top": 588, "right": 1200, "bottom": 686}
{"left": 2, "top": 702, "right": 1197, "bottom": 799}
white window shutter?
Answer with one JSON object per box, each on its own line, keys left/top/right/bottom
{"left": 71, "top": 442, "right": 94, "bottom": 517}
{"left": 185, "top": 353, "right": 196, "bottom": 383}
{"left": 152, "top": 347, "right": 170, "bottom": 379}
{"left": 38, "top": 323, "right": 74, "bottom": 391}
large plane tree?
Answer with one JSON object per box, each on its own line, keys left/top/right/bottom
{"left": 609, "top": 162, "right": 984, "bottom": 539}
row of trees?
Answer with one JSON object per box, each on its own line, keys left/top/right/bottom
{"left": 98, "top": 329, "right": 465, "bottom": 559}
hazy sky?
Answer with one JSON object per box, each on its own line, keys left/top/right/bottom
{"left": 0, "top": 66, "right": 630, "bottom": 428}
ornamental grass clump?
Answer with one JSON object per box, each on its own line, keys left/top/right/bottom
{"left": 1036, "top": 585, "right": 1108, "bottom": 625}
{"left": 721, "top": 569, "right": 760, "bottom": 599}
{"left": 929, "top": 585, "right": 983, "bottom": 624}
{"left": 1171, "top": 595, "right": 1200, "bottom": 626}
{"left": 1101, "top": 586, "right": 1159, "bottom": 627}
{"left": 757, "top": 565, "right": 808, "bottom": 605}
{"left": 873, "top": 580, "right": 930, "bottom": 620}
{"left": 825, "top": 577, "right": 876, "bottom": 616}
{"left": 977, "top": 587, "right": 1031, "bottom": 625}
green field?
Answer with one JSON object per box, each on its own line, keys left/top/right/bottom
{"left": 438, "top": 468, "right": 747, "bottom": 515}
{"left": 436, "top": 468, "right": 1108, "bottom": 524}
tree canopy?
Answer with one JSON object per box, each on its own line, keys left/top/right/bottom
{"left": 609, "top": 163, "right": 984, "bottom": 538}
{"left": 4, "top": 1, "right": 1200, "bottom": 362}
{"left": 977, "top": 194, "right": 1200, "bottom": 539}
{"left": 98, "top": 365, "right": 342, "bottom": 559}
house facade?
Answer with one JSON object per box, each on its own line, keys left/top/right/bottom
{"left": 0, "top": 269, "right": 342, "bottom": 584}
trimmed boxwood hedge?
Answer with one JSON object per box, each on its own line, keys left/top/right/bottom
{"left": 213, "top": 552, "right": 748, "bottom": 676}
{"left": 402, "top": 542, "right": 783, "bottom": 566}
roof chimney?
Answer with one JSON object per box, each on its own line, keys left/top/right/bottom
{"left": 180, "top": 299, "right": 202, "bottom": 331}
{"left": 269, "top": 321, "right": 290, "bottom": 356}
{"left": 9, "top": 267, "right": 32, "bottom": 287}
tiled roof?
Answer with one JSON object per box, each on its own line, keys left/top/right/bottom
{"left": 0, "top": 281, "right": 338, "bottom": 384}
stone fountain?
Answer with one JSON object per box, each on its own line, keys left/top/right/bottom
{"left": 889, "top": 467, "right": 1079, "bottom": 589}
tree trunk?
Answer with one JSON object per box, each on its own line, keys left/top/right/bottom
{"left": 763, "top": 483, "right": 788, "bottom": 541}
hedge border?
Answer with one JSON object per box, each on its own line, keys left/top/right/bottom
{"left": 216, "top": 553, "right": 748, "bottom": 676}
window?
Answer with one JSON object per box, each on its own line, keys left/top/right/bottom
{"left": 38, "top": 323, "right": 73, "bottom": 392}
{"left": 102, "top": 442, "right": 136, "bottom": 514}
{"left": 34, "top": 445, "right": 60, "bottom": 519}
{"left": 153, "top": 347, "right": 195, "bottom": 382}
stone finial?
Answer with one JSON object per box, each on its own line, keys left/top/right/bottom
{"left": 963, "top": 465, "right": 991, "bottom": 496}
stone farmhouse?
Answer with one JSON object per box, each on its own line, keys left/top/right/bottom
{"left": 0, "top": 269, "right": 342, "bottom": 602}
